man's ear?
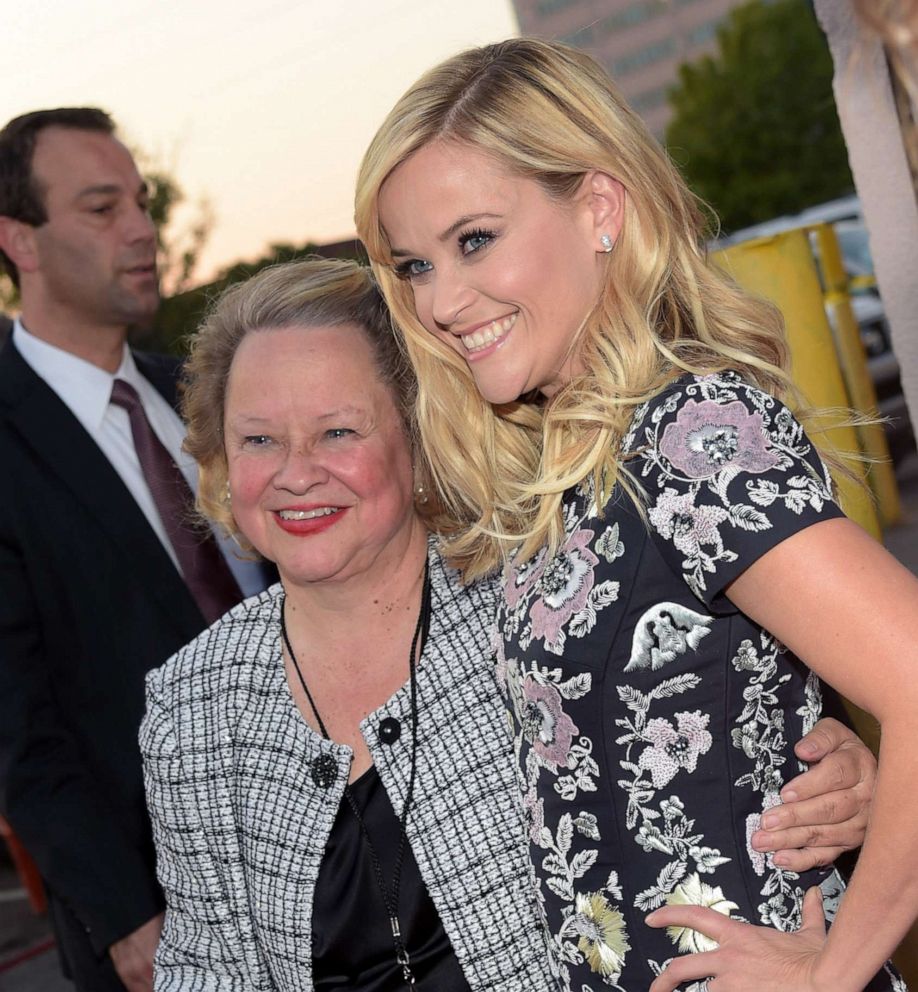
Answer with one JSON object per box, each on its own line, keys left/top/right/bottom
{"left": 577, "top": 170, "right": 626, "bottom": 253}
{"left": 0, "top": 217, "right": 39, "bottom": 276}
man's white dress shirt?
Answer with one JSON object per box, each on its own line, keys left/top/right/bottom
{"left": 13, "top": 319, "right": 264, "bottom": 597}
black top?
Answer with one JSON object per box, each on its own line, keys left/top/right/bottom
{"left": 495, "top": 373, "right": 902, "bottom": 991}
{"left": 312, "top": 765, "right": 472, "bottom": 991}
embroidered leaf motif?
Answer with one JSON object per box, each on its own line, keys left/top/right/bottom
{"left": 557, "top": 776, "right": 578, "bottom": 801}
{"left": 546, "top": 875, "right": 574, "bottom": 901}
{"left": 784, "top": 491, "right": 808, "bottom": 514}
{"left": 596, "top": 523, "right": 625, "bottom": 563}
{"left": 658, "top": 859, "right": 688, "bottom": 892}
{"left": 542, "top": 852, "right": 568, "bottom": 876}
{"left": 618, "top": 685, "right": 651, "bottom": 711}
{"left": 570, "top": 849, "right": 599, "bottom": 878}
{"left": 747, "top": 479, "right": 779, "bottom": 506}
{"left": 574, "top": 813, "right": 601, "bottom": 840}
{"left": 651, "top": 674, "right": 702, "bottom": 699}
{"left": 606, "top": 870, "right": 624, "bottom": 900}
{"left": 557, "top": 813, "right": 574, "bottom": 855}
{"left": 730, "top": 504, "right": 771, "bottom": 532}
{"left": 691, "top": 846, "right": 731, "bottom": 873}
{"left": 557, "top": 671, "right": 592, "bottom": 700}
{"left": 590, "top": 579, "right": 620, "bottom": 608}
{"left": 568, "top": 606, "right": 596, "bottom": 638}
{"left": 635, "top": 885, "right": 666, "bottom": 912}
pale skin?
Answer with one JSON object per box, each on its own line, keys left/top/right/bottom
{"left": 0, "top": 127, "right": 158, "bottom": 373}
{"left": 108, "top": 913, "right": 164, "bottom": 992}
{"left": 222, "top": 324, "right": 430, "bottom": 783}
{"left": 645, "top": 519, "right": 918, "bottom": 991}
{"left": 377, "top": 140, "right": 918, "bottom": 990}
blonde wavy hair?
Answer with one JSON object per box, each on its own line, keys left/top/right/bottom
{"left": 181, "top": 256, "right": 425, "bottom": 548}
{"left": 355, "top": 38, "right": 818, "bottom": 580}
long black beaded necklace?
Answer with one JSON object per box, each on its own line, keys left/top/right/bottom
{"left": 280, "top": 559, "right": 431, "bottom": 988}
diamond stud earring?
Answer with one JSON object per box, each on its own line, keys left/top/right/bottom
{"left": 600, "top": 234, "right": 614, "bottom": 253}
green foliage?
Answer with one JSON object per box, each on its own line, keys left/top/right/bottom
{"left": 665, "top": 0, "right": 853, "bottom": 233}
{"left": 0, "top": 274, "right": 17, "bottom": 314}
{"left": 137, "top": 152, "right": 214, "bottom": 298}
{"left": 144, "top": 240, "right": 365, "bottom": 356}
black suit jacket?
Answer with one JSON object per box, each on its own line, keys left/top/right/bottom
{"left": 0, "top": 336, "right": 213, "bottom": 958}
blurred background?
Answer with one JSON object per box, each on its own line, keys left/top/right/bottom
{"left": 0, "top": 0, "right": 871, "bottom": 349}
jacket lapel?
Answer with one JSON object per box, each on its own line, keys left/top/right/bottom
{"left": 0, "top": 340, "right": 204, "bottom": 639}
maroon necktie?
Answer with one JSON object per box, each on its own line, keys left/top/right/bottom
{"left": 110, "top": 378, "right": 242, "bottom": 625}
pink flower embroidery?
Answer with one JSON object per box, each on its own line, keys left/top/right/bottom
{"left": 530, "top": 527, "right": 598, "bottom": 651}
{"left": 660, "top": 399, "right": 781, "bottom": 480}
{"left": 638, "top": 711, "right": 713, "bottom": 788}
{"left": 523, "top": 782, "right": 546, "bottom": 844}
{"left": 648, "top": 489, "right": 728, "bottom": 560}
{"left": 520, "top": 677, "right": 579, "bottom": 769}
{"left": 745, "top": 791, "right": 783, "bottom": 876}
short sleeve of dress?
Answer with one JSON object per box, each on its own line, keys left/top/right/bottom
{"left": 622, "top": 371, "right": 845, "bottom": 612}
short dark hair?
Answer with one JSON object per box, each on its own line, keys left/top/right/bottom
{"left": 0, "top": 108, "right": 114, "bottom": 286}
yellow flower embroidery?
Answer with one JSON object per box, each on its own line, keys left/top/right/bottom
{"left": 572, "top": 891, "right": 630, "bottom": 977}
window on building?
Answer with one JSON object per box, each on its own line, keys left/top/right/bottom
{"left": 611, "top": 37, "right": 676, "bottom": 77}
{"left": 536, "top": 0, "right": 580, "bottom": 15}
{"left": 687, "top": 18, "right": 722, "bottom": 47}
{"left": 631, "top": 85, "right": 669, "bottom": 113}
{"left": 604, "top": 0, "right": 666, "bottom": 32}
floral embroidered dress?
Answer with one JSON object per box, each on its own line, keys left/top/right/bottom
{"left": 495, "top": 372, "right": 905, "bottom": 991}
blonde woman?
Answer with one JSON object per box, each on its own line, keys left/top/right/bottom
{"left": 355, "top": 38, "right": 916, "bottom": 992}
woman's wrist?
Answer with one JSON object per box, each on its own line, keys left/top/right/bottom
{"left": 810, "top": 945, "right": 866, "bottom": 992}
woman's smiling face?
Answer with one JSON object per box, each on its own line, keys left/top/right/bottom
{"left": 377, "top": 141, "right": 611, "bottom": 404}
{"left": 222, "top": 323, "right": 419, "bottom": 590}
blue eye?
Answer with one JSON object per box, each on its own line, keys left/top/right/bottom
{"left": 458, "top": 228, "right": 495, "bottom": 255}
{"left": 394, "top": 258, "right": 432, "bottom": 280}
{"left": 243, "top": 434, "right": 272, "bottom": 447}
{"left": 325, "top": 428, "right": 355, "bottom": 440}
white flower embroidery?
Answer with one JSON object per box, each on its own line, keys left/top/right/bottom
{"left": 664, "top": 874, "right": 739, "bottom": 953}
{"left": 626, "top": 602, "right": 713, "bottom": 672}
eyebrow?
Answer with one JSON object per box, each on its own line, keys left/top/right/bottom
{"left": 75, "top": 180, "right": 150, "bottom": 200}
{"left": 228, "top": 406, "right": 366, "bottom": 426}
{"left": 316, "top": 406, "right": 365, "bottom": 421}
{"left": 389, "top": 212, "right": 502, "bottom": 258}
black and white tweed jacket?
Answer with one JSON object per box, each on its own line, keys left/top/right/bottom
{"left": 141, "top": 545, "right": 560, "bottom": 991}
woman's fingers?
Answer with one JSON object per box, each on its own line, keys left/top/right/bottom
{"left": 645, "top": 888, "right": 827, "bottom": 991}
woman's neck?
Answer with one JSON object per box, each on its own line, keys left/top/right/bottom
{"left": 281, "top": 521, "right": 430, "bottom": 656}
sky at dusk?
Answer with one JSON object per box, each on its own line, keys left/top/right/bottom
{"left": 3, "top": 1, "right": 519, "bottom": 281}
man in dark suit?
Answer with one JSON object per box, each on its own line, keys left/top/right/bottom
{"left": 0, "top": 108, "right": 266, "bottom": 991}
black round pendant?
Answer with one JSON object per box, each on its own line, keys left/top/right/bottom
{"left": 310, "top": 753, "right": 337, "bottom": 789}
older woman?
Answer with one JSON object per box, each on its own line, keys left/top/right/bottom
{"left": 142, "top": 257, "right": 879, "bottom": 991}
{"left": 140, "top": 258, "right": 556, "bottom": 990}
{"left": 354, "top": 37, "right": 917, "bottom": 992}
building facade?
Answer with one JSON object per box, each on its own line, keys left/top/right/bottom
{"left": 511, "top": 0, "right": 748, "bottom": 135}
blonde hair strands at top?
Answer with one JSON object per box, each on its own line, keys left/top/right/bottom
{"left": 356, "top": 38, "right": 835, "bottom": 580}
{"left": 181, "top": 257, "right": 423, "bottom": 548}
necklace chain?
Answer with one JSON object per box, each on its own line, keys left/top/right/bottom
{"left": 280, "top": 559, "right": 431, "bottom": 989}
